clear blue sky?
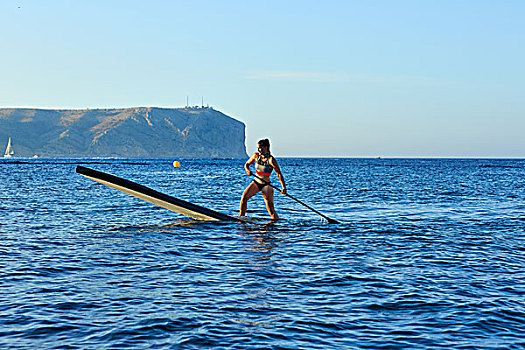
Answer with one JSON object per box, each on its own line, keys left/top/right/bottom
{"left": 1, "top": 0, "right": 524, "bottom": 157}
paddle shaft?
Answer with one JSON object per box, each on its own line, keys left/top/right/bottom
{"left": 253, "top": 174, "right": 340, "bottom": 224}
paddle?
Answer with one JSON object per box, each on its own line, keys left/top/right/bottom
{"left": 253, "top": 174, "right": 340, "bottom": 224}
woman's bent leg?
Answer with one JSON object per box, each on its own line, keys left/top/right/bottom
{"left": 239, "top": 182, "right": 260, "bottom": 216}
{"left": 261, "top": 186, "right": 279, "bottom": 220}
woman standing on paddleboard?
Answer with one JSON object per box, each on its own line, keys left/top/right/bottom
{"left": 239, "top": 139, "right": 287, "bottom": 220}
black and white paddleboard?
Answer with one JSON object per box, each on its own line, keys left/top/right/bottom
{"left": 76, "top": 166, "right": 245, "bottom": 222}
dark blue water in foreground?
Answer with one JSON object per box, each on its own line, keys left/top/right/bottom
{"left": 1, "top": 158, "right": 524, "bottom": 349}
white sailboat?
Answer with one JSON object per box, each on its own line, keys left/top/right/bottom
{"left": 4, "top": 137, "right": 14, "bottom": 158}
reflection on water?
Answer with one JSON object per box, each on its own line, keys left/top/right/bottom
{"left": 239, "top": 220, "right": 284, "bottom": 262}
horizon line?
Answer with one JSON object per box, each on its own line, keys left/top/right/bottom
{"left": 1, "top": 156, "right": 523, "bottom": 160}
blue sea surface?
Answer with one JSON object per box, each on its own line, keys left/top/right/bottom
{"left": 1, "top": 158, "right": 524, "bottom": 349}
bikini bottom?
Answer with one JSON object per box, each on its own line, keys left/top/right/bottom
{"left": 253, "top": 180, "right": 269, "bottom": 191}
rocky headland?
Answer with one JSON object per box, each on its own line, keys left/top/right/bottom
{"left": 0, "top": 107, "right": 247, "bottom": 158}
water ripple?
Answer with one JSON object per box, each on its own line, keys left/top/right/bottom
{"left": 0, "top": 158, "right": 524, "bottom": 349}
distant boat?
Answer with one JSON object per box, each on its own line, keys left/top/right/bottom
{"left": 4, "top": 137, "right": 14, "bottom": 158}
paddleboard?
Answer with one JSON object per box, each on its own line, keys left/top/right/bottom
{"left": 76, "top": 166, "right": 245, "bottom": 222}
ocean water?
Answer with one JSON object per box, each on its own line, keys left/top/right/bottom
{"left": 1, "top": 158, "right": 524, "bottom": 349}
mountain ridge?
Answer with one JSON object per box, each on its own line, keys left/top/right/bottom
{"left": 0, "top": 107, "right": 248, "bottom": 158}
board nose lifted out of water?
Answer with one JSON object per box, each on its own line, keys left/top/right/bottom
{"left": 76, "top": 166, "right": 245, "bottom": 222}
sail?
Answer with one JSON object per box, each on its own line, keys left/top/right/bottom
{"left": 4, "top": 137, "right": 13, "bottom": 157}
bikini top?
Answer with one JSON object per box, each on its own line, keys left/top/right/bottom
{"left": 255, "top": 153, "right": 274, "bottom": 178}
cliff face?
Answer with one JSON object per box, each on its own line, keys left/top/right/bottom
{"left": 0, "top": 107, "right": 248, "bottom": 158}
